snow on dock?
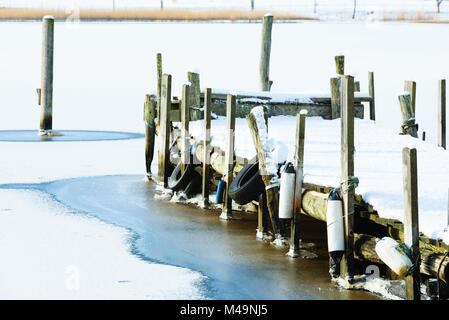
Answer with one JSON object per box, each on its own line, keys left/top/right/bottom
{"left": 188, "top": 115, "right": 449, "bottom": 243}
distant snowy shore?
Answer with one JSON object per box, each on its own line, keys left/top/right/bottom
{"left": 2, "top": 0, "right": 449, "bottom": 22}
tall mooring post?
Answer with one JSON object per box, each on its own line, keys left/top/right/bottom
{"left": 330, "top": 55, "right": 345, "bottom": 119}
{"left": 40, "top": 16, "right": 54, "bottom": 132}
{"left": 156, "top": 53, "right": 163, "bottom": 128}
{"left": 201, "top": 88, "right": 212, "bottom": 207}
{"left": 247, "top": 107, "right": 283, "bottom": 244}
{"left": 180, "top": 84, "right": 191, "bottom": 174}
{"left": 340, "top": 75, "right": 355, "bottom": 283}
{"left": 438, "top": 79, "right": 446, "bottom": 149}
{"left": 257, "top": 192, "right": 269, "bottom": 238}
{"left": 288, "top": 110, "right": 307, "bottom": 257}
{"left": 221, "top": 94, "right": 236, "bottom": 220}
{"left": 335, "top": 55, "right": 345, "bottom": 75}
{"left": 368, "top": 71, "right": 376, "bottom": 121}
{"left": 158, "top": 74, "right": 172, "bottom": 188}
{"left": 399, "top": 93, "right": 419, "bottom": 138}
{"left": 259, "top": 14, "right": 273, "bottom": 91}
{"left": 187, "top": 72, "right": 201, "bottom": 108}
{"left": 144, "top": 94, "right": 157, "bottom": 178}
{"left": 404, "top": 80, "right": 417, "bottom": 115}
{"left": 402, "top": 147, "right": 421, "bottom": 300}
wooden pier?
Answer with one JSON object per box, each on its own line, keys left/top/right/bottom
{"left": 144, "top": 15, "right": 448, "bottom": 300}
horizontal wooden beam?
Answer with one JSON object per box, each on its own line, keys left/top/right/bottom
{"left": 199, "top": 91, "right": 373, "bottom": 104}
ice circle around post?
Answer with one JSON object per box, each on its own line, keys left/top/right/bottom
{"left": 0, "top": 130, "right": 144, "bottom": 142}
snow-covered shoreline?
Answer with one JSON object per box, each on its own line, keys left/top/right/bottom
{"left": 0, "top": 187, "right": 207, "bottom": 299}
{"left": 0, "top": 134, "right": 210, "bottom": 299}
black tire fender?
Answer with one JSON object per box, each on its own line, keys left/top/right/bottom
{"left": 184, "top": 171, "right": 202, "bottom": 197}
{"left": 168, "top": 155, "right": 195, "bottom": 191}
{"left": 228, "top": 156, "right": 265, "bottom": 205}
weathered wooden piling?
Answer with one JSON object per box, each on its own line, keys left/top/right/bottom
{"left": 288, "top": 111, "right": 307, "bottom": 257}
{"left": 402, "top": 147, "right": 421, "bottom": 300}
{"left": 202, "top": 88, "right": 212, "bottom": 206}
{"left": 36, "top": 88, "right": 41, "bottom": 106}
{"left": 180, "top": 84, "right": 191, "bottom": 174}
{"left": 330, "top": 55, "right": 345, "bottom": 119}
{"left": 144, "top": 94, "right": 157, "bottom": 177}
{"left": 335, "top": 55, "right": 345, "bottom": 75}
{"left": 257, "top": 192, "right": 269, "bottom": 238}
{"left": 404, "top": 80, "right": 416, "bottom": 114}
{"left": 340, "top": 75, "right": 355, "bottom": 282}
{"left": 156, "top": 53, "right": 163, "bottom": 127}
{"left": 158, "top": 74, "right": 172, "bottom": 187}
{"left": 40, "top": 15, "right": 54, "bottom": 132}
{"left": 188, "top": 72, "right": 201, "bottom": 108}
{"left": 259, "top": 14, "right": 273, "bottom": 92}
{"left": 247, "top": 107, "right": 283, "bottom": 242}
{"left": 438, "top": 79, "right": 446, "bottom": 149}
{"left": 368, "top": 71, "right": 376, "bottom": 121}
{"left": 399, "top": 93, "right": 419, "bottom": 138}
{"left": 221, "top": 94, "right": 236, "bottom": 220}
{"left": 330, "top": 77, "right": 340, "bottom": 119}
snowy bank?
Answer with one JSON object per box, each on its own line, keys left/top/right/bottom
{"left": 0, "top": 188, "right": 207, "bottom": 299}
{"left": 0, "top": 136, "right": 208, "bottom": 299}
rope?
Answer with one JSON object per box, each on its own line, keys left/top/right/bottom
{"left": 265, "top": 176, "right": 280, "bottom": 190}
{"left": 169, "top": 133, "right": 180, "bottom": 150}
{"left": 265, "top": 181, "right": 280, "bottom": 190}
{"left": 400, "top": 237, "right": 426, "bottom": 277}
{"left": 339, "top": 176, "right": 359, "bottom": 194}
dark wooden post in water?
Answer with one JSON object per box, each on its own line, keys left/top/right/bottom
{"left": 288, "top": 111, "right": 307, "bottom": 257}
{"left": 404, "top": 80, "right": 417, "bottom": 114}
{"left": 257, "top": 193, "right": 269, "bottom": 239}
{"left": 202, "top": 88, "right": 212, "bottom": 206}
{"left": 156, "top": 53, "right": 162, "bottom": 128}
{"left": 399, "top": 93, "right": 419, "bottom": 138}
{"left": 340, "top": 75, "right": 355, "bottom": 282}
{"left": 330, "top": 55, "right": 345, "bottom": 119}
{"left": 259, "top": 14, "right": 273, "bottom": 91}
{"left": 402, "top": 147, "right": 421, "bottom": 300}
{"left": 247, "top": 107, "right": 283, "bottom": 243}
{"left": 144, "top": 94, "right": 157, "bottom": 178}
{"left": 158, "top": 74, "right": 172, "bottom": 188}
{"left": 221, "top": 94, "right": 236, "bottom": 220}
{"left": 180, "top": 84, "right": 191, "bottom": 174}
{"left": 40, "top": 15, "right": 54, "bottom": 132}
{"left": 438, "top": 79, "right": 446, "bottom": 149}
{"left": 368, "top": 71, "right": 376, "bottom": 121}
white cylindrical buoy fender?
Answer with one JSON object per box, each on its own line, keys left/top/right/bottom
{"left": 326, "top": 188, "right": 345, "bottom": 277}
{"left": 375, "top": 237, "right": 413, "bottom": 277}
{"left": 279, "top": 163, "right": 296, "bottom": 219}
